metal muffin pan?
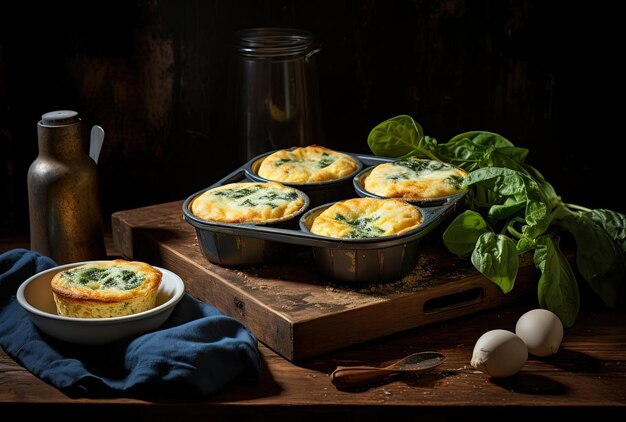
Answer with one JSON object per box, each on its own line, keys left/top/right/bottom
{"left": 297, "top": 201, "right": 457, "bottom": 283}
{"left": 182, "top": 151, "right": 466, "bottom": 283}
{"left": 244, "top": 149, "right": 364, "bottom": 207}
{"left": 353, "top": 161, "right": 468, "bottom": 207}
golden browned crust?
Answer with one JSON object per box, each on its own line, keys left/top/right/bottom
{"left": 190, "top": 181, "right": 306, "bottom": 224}
{"left": 258, "top": 145, "right": 359, "bottom": 183}
{"left": 51, "top": 259, "right": 162, "bottom": 318}
{"left": 310, "top": 197, "right": 423, "bottom": 239}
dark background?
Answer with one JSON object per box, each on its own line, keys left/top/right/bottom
{"left": 1, "top": 0, "right": 623, "bottom": 237}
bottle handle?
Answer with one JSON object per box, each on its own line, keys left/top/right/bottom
{"left": 89, "top": 125, "right": 105, "bottom": 164}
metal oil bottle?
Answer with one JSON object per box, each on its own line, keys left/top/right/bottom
{"left": 27, "top": 110, "right": 106, "bottom": 264}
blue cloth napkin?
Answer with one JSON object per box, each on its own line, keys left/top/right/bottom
{"left": 0, "top": 249, "right": 261, "bottom": 398}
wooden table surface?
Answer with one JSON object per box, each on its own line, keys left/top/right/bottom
{"left": 1, "top": 234, "right": 625, "bottom": 421}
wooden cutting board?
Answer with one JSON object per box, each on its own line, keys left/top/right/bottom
{"left": 112, "top": 200, "right": 536, "bottom": 361}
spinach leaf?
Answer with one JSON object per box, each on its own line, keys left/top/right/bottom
{"left": 522, "top": 163, "right": 561, "bottom": 209}
{"left": 488, "top": 196, "right": 526, "bottom": 221}
{"left": 471, "top": 232, "right": 519, "bottom": 294}
{"left": 464, "top": 167, "right": 527, "bottom": 221}
{"left": 587, "top": 209, "right": 626, "bottom": 254}
{"left": 449, "top": 131, "right": 515, "bottom": 149}
{"left": 521, "top": 177, "right": 551, "bottom": 240}
{"left": 516, "top": 237, "right": 537, "bottom": 254}
{"left": 533, "top": 235, "right": 580, "bottom": 327}
{"left": 494, "top": 146, "right": 529, "bottom": 164}
{"left": 417, "top": 135, "right": 438, "bottom": 155}
{"left": 435, "top": 138, "right": 483, "bottom": 170}
{"left": 436, "top": 131, "right": 523, "bottom": 171}
{"left": 488, "top": 149, "right": 530, "bottom": 174}
{"left": 443, "top": 210, "right": 489, "bottom": 257}
{"left": 368, "top": 115, "right": 431, "bottom": 158}
{"left": 464, "top": 167, "right": 526, "bottom": 197}
{"left": 556, "top": 212, "right": 625, "bottom": 308}
{"left": 463, "top": 168, "right": 524, "bottom": 223}
{"left": 464, "top": 167, "right": 550, "bottom": 239}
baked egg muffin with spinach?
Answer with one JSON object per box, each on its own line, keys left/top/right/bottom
{"left": 309, "top": 197, "right": 423, "bottom": 239}
{"left": 257, "top": 145, "right": 359, "bottom": 183}
{"left": 191, "top": 181, "right": 307, "bottom": 224}
{"left": 51, "top": 259, "right": 162, "bottom": 318}
{"left": 364, "top": 157, "right": 468, "bottom": 200}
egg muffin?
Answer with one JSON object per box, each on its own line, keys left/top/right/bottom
{"left": 191, "top": 181, "right": 306, "bottom": 224}
{"left": 51, "top": 259, "right": 162, "bottom": 318}
{"left": 364, "top": 157, "right": 468, "bottom": 200}
{"left": 309, "top": 197, "right": 423, "bottom": 239}
{"left": 257, "top": 145, "right": 359, "bottom": 183}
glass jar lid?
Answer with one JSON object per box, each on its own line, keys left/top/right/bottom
{"left": 233, "top": 27, "right": 314, "bottom": 58}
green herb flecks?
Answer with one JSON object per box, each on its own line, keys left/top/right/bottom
{"left": 240, "top": 198, "right": 257, "bottom": 207}
{"left": 445, "top": 174, "right": 465, "bottom": 190}
{"left": 239, "top": 190, "right": 299, "bottom": 209}
{"left": 63, "top": 266, "right": 144, "bottom": 291}
{"left": 274, "top": 158, "right": 292, "bottom": 166}
{"left": 257, "top": 191, "right": 298, "bottom": 202}
{"left": 65, "top": 267, "right": 107, "bottom": 285}
{"left": 394, "top": 157, "right": 449, "bottom": 174}
{"left": 318, "top": 152, "right": 335, "bottom": 168}
{"left": 216, "top": 185, "right": 299, "bottom": 209}
{"left": 335, "top": 213, "right": 385, "bottom": 238}
{"left": 386, "top": 173, "right": 410, "bottom": 182}
{"left": 214, "top": 186, "right": 261, "bottom": 199}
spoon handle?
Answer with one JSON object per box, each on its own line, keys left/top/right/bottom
{"left": 331, "top": 365, "right": 398, "bottom": 388}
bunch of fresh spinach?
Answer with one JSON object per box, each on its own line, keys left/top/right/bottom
{"left": 368, "top": 115, "right": 626, "bottom": 327}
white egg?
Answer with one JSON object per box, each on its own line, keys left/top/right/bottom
{"left": 515, "top": 309, "right": 564, "bottom": 357}
{"left": 471, "top": 329, "right": 528, "bottom": 377}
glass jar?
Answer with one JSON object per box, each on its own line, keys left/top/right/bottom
{"left": 230, "top": 27, "right": 324, "bottom": 160}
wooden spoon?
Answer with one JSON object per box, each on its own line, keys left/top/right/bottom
{"left": 330, "top": 351, "right": 445, "bottom": 389}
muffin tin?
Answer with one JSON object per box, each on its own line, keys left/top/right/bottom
{"left": 182, "top": 151, "right": 467, "bottom": 283}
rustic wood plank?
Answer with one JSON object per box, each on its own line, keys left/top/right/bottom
{"left": 6, "top": 215, "right": 623, "bottom": 416}
{"left": 2, "top": 297, "right": 625, "bottom": 416}
{"left": 112, "top": 200, "right": 536, "bottom": 360}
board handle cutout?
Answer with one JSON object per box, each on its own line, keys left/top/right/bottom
{"left": 423, "top": 287, "right": 484, "bottom": 314}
